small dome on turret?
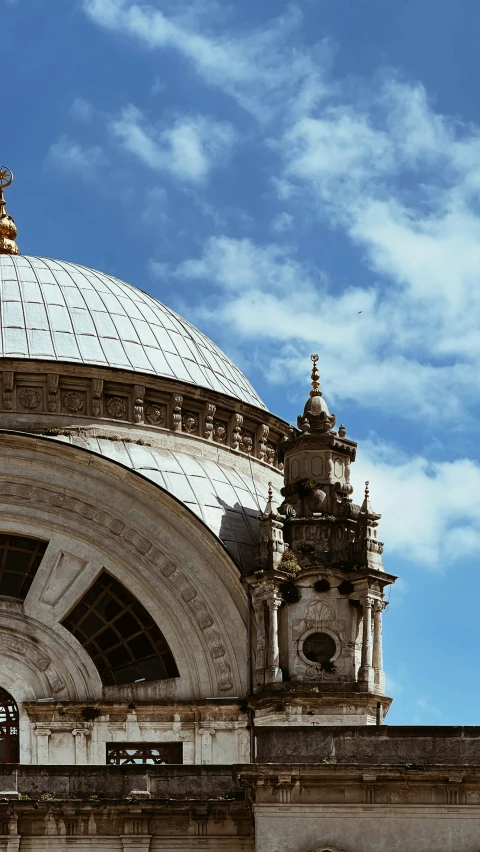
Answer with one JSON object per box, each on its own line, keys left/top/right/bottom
{"left": 297, "top": 354, "right": 336, "bottom": 433}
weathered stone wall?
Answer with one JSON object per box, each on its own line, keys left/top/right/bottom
{"left": 255, "top": 725, "right": 480, "bottom": 765}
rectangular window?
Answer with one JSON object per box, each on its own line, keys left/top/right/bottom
{"left": 106, "top": 742, "right": 183, "bottom": 765}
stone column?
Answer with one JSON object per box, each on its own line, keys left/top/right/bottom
{"left": 358, "top": 598, "right": 374, "bottom": 689}
{"left": 373, "top": 600, "right": 386, "bottom": 691}
{"left": 253, "top": 599, "right": 266, "bottom": 687}
{"left": 35, "top": 728, "right": 51, "bottom": 764}
{"left": 200, "top": 727, "right": 215, "bottom": 765}
{"left": 6, "top": 815, "right": 20, "bottom": 852}
{"left": 265, "top": 597, "right": 283, "bottom": 683}
{"left": 72, "top": 728, "right": 90, "bottom": 765}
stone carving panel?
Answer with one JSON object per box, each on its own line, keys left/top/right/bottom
{"left": 18, "top": 388, "right": 41, "bottom": 410}
{"left": 182, "top": 412, "right": 198, "bottom": 434}
{"left": 106, "top": 396, "right": 127, "bottom": 420}
{"left": 0, "top": 634, "right": 65, "bottom": 692}
{"left": 213, "top": 421, "right": 227, "bottom": 443}
{"left": 145, "top": 403, "right": 166, "bottom": 425}
{"left": 63, "top": 391, "right": 85, "bottom": 413}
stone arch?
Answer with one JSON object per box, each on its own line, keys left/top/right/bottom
{"left": 0, "top": 432, "right": 249, "bottom": 701}
{"left": 311, "top": 847, "right": 350, "bottom": 852}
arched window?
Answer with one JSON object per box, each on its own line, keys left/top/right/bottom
{"left": 0, "top": 689, "right": 19, "bottom": 763}
{"left": 62, "top": 572, "right": 179, "bottom": 686}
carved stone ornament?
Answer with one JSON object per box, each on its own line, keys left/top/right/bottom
{"left": 171, "top": 394, "right": 183, "bottom": 431}
{"left": 91, "top": 378, "right": 103, "bottom": 417}
{"left": 182, "top": 412, "right": 198, "bottom": 434}
{"left": 203, "top": 402, "right": 216, "bottom": 439}
{"left": 133, "top": 385, "right": 145, "bottom": 424}
{"left": 106, "top": 396, "right": 127, "bottom": 420}
{"left": 265, "top": 444, "right": 276, "bottom": 465}
{"left": 240, "top": 434, "right": 253, "bottom": 454}
{"left": 18, "top": 388, "right": 41, "bottom": 410}
{"left": 256, "top": 424, "right": 269, "bottom": 460}
{"left": 213, "top": 421, "right": 227, "bottom": 443}
{"left": 47, "top": 374, "right": 59, "bottom": 413}
{"left": 2, "top": 371, "right": 14, "bottom": 410}
{"left": 145, "top": 403, "right": 165, "bottom": 425}
{"left": 230, "top": 413, "right": 243, "bottom": 450}
{"left": 63, "top": 391, "right": 84, "bottom": 413}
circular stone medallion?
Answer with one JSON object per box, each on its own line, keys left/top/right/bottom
{"left": 18, "top": 388, "right": 41, "bottom": 410}
{"left": 145, "top": 404, "right": 165, "bottom": 425}
{"left": 106, "top": 397, "right": 127, "bottom": 419}
{"left": 63, "top": 391, "right": 84, "bottom": 413}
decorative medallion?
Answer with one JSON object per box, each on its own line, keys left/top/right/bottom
{"left": 145, "top": 403, "right": 165, "bottom": 426}
{"left": 265, "top": 444, "right": 276, "bottom": 465}
{"left": 213, "top": 421, "right": 227, "bottom": 443}
{"left": 106, "top": 396, "right": 127, "bottom": 419}
{"left": 240, "top": 434, "right": 253, "bottom": 454}
{"left": 18, "top": 388, "right": 41, "bottom": 410}
{"left": 63, "top": 391, "right": 84, "bottom": 413}
{"left": 182, "top": 412, "right": 198, "bottom": 434}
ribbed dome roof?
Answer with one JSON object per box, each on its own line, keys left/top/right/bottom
{"left": 0, "top": 255, "right": 266, "bottom": 409}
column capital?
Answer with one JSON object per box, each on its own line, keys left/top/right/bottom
{"left": 72, "top": 728, "right": 90, "bottom": 738}
{"left": 373, "top": 599, "right": 388, "bottom": 614}
{"left": 34, "top": 728, "right": 51, "bottom": 738}
{"left": 199, "top": 726, "right": 216, "bottom": 738}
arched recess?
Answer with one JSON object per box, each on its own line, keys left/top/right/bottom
{"left": 311, "top": 847, "right": 349, "bottom": 852}
{"left": 0, "top": 431, "right": 249, "bottom": 701}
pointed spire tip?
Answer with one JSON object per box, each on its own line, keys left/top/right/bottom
{"left": 310, "top": 353, "right": 321, "bottom": 397}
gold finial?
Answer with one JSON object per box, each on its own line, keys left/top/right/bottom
{"left": 365, "top": 481, "right": 370, "bottom": 499}
{"left": 310, "top": 353, "right": 322, "bottom": 397}
{"left": 0, "top": 167, "right": 19, "bottom": 256}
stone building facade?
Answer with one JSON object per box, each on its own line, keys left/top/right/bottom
{"left": 0, "top": 172, "right": 479, "bottom": 851}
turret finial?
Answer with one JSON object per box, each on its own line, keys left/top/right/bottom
{"left": 310, "top": 354, "right": 321, "bottom": 397}
{"left": 0, "top": 167, "right": 19, "bottom": 256}
{"left": 365, "top": 481, "right": 369, "bottom": 500}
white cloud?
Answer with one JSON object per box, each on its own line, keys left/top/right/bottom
{"left": 70, "top": 97, "right": 94, "bottom": 123}
{"left": 271, "top": 212, "right": 294, "bottom": 232}
{"left": 82, "top": 0, "right": 329, "bottom": 119}
{"left": 47, "top": 135, "right": 108, "bottom": 175}
{"left": 354, "top": 439, "right": 480, "bottom": 568}
{"left": 171, "top": 235, "right": 477, "bottom": 421}
{"left": 110, "top": 105, "right": 235, "bottom": 183}
{"left": 82, "top": 3, "right": 480, "bottom": 423}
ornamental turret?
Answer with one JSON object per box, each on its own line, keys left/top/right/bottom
{"left": 0, "top": 168, "right": 19, "bottom": 256}
{"left": 247, "top": 357, "right": 396, "bottom": 726}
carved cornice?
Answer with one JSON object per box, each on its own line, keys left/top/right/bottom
{"left": 0, "top": 362, "right": 288, "bottom": 471}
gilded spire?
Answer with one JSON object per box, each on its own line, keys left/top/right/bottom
{"left": 0, "top": 167, "right": 19, "bottom": 256}
{"left": 310, "top": 353, "right": 322, "bottom": 397}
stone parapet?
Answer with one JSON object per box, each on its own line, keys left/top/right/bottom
{"left": 254, "top": 725, "right": 480, "bottom": 765}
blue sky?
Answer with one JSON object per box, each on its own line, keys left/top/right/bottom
{"left": 4, "top": 0, "right": 480, "bottom": 724}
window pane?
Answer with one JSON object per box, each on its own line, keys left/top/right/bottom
{"left": 62, "top": 572, "right": 179, "bottom": 685}
{"left": 106, "top": 742, "right": 183, "bottom": 765}
{"left": 0, "top": 536, "right": 47, "bottom": 601}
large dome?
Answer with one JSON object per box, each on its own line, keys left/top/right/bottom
{"left": 0, "top": 254, "right": 266, "bottom": 409}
